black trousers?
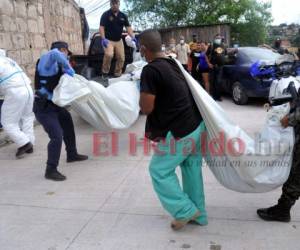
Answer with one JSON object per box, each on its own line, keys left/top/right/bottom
{"left": 191, "top": 69, "right": 202, "bottom": 83}
{"left": 279, "top": 127, "right": 300, "bottom": 206}
{"left": 33, "top": 98, "right": 77, "bottom": 170}
{"left": 210, "top": 66, "right": 223, "bottom": 100}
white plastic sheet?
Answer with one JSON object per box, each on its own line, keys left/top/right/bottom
{"left": 53, "top": 75, "right": 140, "bottom": 130}
{"left": 52, "top": 74, "right": 91, "bottom": 107}
{"left": 125, "top": 35, "right": 137, "bottom": 50}
{"left": 269, "top": 76, "right": 300, "bottom": 101}
{"left": 175, "top": 59, "right": 294, "bottom": 193}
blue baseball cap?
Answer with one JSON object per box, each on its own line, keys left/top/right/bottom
{"left": 51, "top": 41, "right": 72, "bottom": 55}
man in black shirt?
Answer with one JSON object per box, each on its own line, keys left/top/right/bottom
{"left": 99, "top": 0, "right": 135, "bottom": 78}
{"left": 139, "top": 29, "right": 207, "bottom": 230}
{"left": 210, "top": 34, "right": 226, "bottom": 101}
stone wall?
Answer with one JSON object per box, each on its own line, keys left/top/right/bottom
{"left": 0, "top": 0, "right": 84, "bottom": 79}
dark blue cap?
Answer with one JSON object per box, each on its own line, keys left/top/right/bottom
{"left": 50, "top": 41, "right": 72, "bottom": 55}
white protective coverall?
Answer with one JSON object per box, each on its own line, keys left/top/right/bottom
{"left": 0, "top": 51, "right": 35, "bottom": 147}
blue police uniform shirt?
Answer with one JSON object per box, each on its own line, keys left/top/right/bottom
{"left": 37, "top": 49, "right": 73, "bottom": 100}
{"left": 38, "top": 49, "right": 72, "bottom": 77}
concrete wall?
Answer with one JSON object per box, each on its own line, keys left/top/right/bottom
{"left": 0, "top": 0, "right": 84, "bottom": 80}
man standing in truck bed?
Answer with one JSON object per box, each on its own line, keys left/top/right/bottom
{"left": 99, "top": 0, "right": 136, "bottom": 79}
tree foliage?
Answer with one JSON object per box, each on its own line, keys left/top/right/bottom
{"left": 292, "top": 28, "right": 300, "bottom": 47}
{"left": 125, "top": 0, "right": 272, "bottom": 46}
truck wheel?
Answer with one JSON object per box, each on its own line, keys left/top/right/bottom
{"left": 232, "top": 82, "right": 248, "bottom": 105}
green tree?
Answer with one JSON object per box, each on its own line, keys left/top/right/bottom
{"left": 292, "top": 28, "right": 300, "bottom": 47}
{"left": 125, "top": 0, "right": 272, "bottom": 46}
{"left": 293, "top": 35, "right": 300, "bottom": 47}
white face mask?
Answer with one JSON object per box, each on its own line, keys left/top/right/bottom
{"left": 214, "top": 39, "right": 222, "bottom": 45}
{"left": 180, "top": 40, "right": 185, "bottom": 45}
{"left": 162, "top": 46, "right": 166, "bottom": 52}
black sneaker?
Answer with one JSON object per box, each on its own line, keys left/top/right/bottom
{"left": 26, "top": 147, "right": 34, "bottom": 154}
{"left": 16, "top": 142, "right": 33, "bottom": 159}
{"left": 45, "top": 170, "right": 66, "bottom": 181}
{"left": 257, "top": 205, "right": 291, "bottom": 222}
{"left": 67, "top": 154, "right": 88, "bottom": 163}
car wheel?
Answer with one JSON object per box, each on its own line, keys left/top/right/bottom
{"left": 232, "top": 82, "right": 248, "bottom": 105}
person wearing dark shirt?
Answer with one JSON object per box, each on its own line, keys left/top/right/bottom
{"left": 99, "top": 0, "right": 135, "bottom": 79}
{"left": 190, "top": 42, "right": 202, "bottom": 83}
{"left": 189, "top": 34, "right": 198, "bottom": 52}
{"left": 210, "top": 34, "right": 226, "bottom": 101}
{"left": 257, "top": 103, "right": 300, "bottom": 222}
{"left": 139, "top": 29, "right": 207, "bottom": 230}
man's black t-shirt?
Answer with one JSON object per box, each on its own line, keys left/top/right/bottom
{"left": 210, "top": 44, "right": 226, "bottom": 66}
{"left": 140, "top": 58, "right": 203, "bottom": 141}
{"left": 100, "top": 10, "right": 130, "bottom": 42}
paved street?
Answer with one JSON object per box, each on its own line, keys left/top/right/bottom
{"left": 0, "top": 96, "right": 299, "bottom": 250}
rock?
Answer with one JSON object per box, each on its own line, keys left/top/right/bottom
{"left": 21, "top": 50, "right": 33, "bottom": 65}
{"left": 27, "top": 4, "right": 37, "bottom": 18}
{"left": 1, "top": 15, "right": 17, "bottom": 32}
{"left": 12, "top": 33, "right": 26, "bottom": 49}
{"left": 16, "top": 18, "right": 28, "bottom": 32}
{"left": 7, "top": 50, "right": 21, "bottom": 64}
{"left": 28, "top": 19, "right": 39, "bottom": 33}
{"left": 0, "top": 0, "right": 14, "bottom": 16}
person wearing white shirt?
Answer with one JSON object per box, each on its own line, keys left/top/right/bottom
{"left": 175, "top": 36, "right": 191, "bottom": 71}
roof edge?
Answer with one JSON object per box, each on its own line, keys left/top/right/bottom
{"left": 158, "top": 23, "right": 231, "bottom": 32}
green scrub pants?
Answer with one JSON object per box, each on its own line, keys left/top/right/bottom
{"left": 149, "top": 122, "right": 207, "bottom": 225}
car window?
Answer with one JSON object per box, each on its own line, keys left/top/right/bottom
{"left": 239, "top": 48, "right": 281, "bottom": 64}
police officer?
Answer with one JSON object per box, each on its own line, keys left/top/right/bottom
{"left": 257, "top": 104, "right": 300, "bottom": 222}
{"left": 34, "top": 41, "right": 88, "bottom": 181}
{"left": 210, "top": 34, "right": 226, "bottom": 101}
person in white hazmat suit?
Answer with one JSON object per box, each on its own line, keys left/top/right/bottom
{"left": 0, "top": 49, "right": 34, "bottom": 158}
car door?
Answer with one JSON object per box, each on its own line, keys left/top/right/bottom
{"left": 222, "top": 51, "right": 244, "bottom": 93}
